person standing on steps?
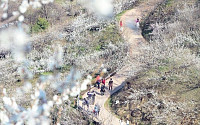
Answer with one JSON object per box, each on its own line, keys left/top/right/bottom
{"left": 108, "top": 78, "right": 113, "bottom": 91}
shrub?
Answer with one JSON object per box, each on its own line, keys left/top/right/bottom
{"left": 31, "top": 18, "right": 49, "bottom": 33}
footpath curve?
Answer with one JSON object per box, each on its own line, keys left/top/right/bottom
{"left": 80, "top": 0, "right": 162, "bottom": 125}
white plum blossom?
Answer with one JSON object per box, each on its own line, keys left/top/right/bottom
{"left": 94, "top": 0, "right": 113, "bottom": 16}
{"left": 30, "top": 1, "right": 42, "bottom": 8}
{"left": 63, "top": 95, "right": 69, "bottom": 101}
{"left": 3, "top": 88, "right": 7, "bottom": 95}
{"left": 102, "top": 68, "right": 107, "bottom": 73}
{"left": 2, "top": 13, "right": 7, "bottom": 19}
{"left": 0, "top": 111, "right": 9, "bottom": 124}
{"left": 3, "top": 97, "right": 12, "bottom": 105}
{"left": 56, "top": 98, "right": 62, "bottom": 105}
{"left": 79, "top": 0, "right": 114, "bottom": 17}
{"left": 81, "top": 79, "right": 90, "bottom": 90}
{"left": 0, "top": 0, "right": 132, "bottom": 124}
{"left": 12, "top": 11, "right": 19, "bottom": 16}
{"left": 18, "top": 15, "right": 25, "bottom": 22}
{"left": 23, "top": 82, "right": 32, "bottom": 93}
{"left": 53, "top": 95, "right": 58, "bottom": 101}
{"left": 19, "top": 0, "right": 29, "bottom": 13}
{"left": 70, "top": 86, "right": 81, "bottom": 97}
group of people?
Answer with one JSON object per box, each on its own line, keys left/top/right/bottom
{"left": 82, "top": 90, "right": 96, "bottom": 110}
{"left": 82, "top": 89, "right": 101, "bottom": 116}
{"left": 82, "top": 75, "right": 115, "bottom": 116}
{"left": 96, "top": 75, "right": 114, "bottom": 95}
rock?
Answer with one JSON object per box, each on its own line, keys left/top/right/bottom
{"left": 131, "top": 108, "right": 142, "bottom": 117}
{"left": 142, "top": 112, "right": 154, "bottom": 122}
{"left": 147, "top": 93, "right": 153, "bottom": 98}
{"left": 157, "top": 101, "right": 165, "bottom": 110}
{"left": 161, "top": 76, "right": 166, "bottom": 80}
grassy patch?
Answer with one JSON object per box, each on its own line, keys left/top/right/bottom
{"left": 55, "top": 0, "right": 65, "bottom": 4}
{"left": 180, "top": 88, "right": 200, "bottom": 102}
{"left": 158, "top": 65, "right": 169, "bottom": 72}
{"left": 95, "top": 45, "right": 101, "bottom": 51}
{"left": 165, "top": 0, "right": 174, "bottom": 7}
{"left": 104, "top": 97, "right": 112, "bottom": 111}
{"left": 116, "top": 10, "right": 127, "bottom": 21}
{"left": 104, "top": 96, "right": 121, "bottom": 119}
{"left": 60, "top": 64, "right": 71, "bottom": 72}
{"left": 40, "top": 71, "right": 53, "bottom": 75}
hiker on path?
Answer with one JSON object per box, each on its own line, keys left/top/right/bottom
{"left": 119, "top": 118, "right": 125, "bottom": 125}
{"left": 87, "top": 90, "right": 95, "bottom": 97}
{"left": 102, "top": 78, "right": 106, "bottom": 85}
{"left": 126, "top": 118, "right": 130, "bottom": 125}
{"left": 87, "top": 90, "right": 95, "bottom": 105}
{"left": 108, "top": 78, "right": 113, "bottom": 91}
{"left": 96, "top": 75, "right": 101, "bottom": 89}
{"left": 127, "top": 82, "right": 131, "bottom": 89}
{"left": 94, "top": 104, "right": 100, "bottom": 116}
{"left": 100, "top": 83, "right": 105, "bottom": 96}
{"left": 82, "top": 98, "right": 89, "bottom": 110}
{"left": 136, "top": 18, "right": 140, "bottom": 29}
{"left": 120, "top": 20, "right": 123, "bottom": 32}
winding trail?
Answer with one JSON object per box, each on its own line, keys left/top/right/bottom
{"left": 80, "top": 0, "right": 163, "bottom": 124}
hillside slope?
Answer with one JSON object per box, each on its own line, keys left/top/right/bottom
{"left": 110, "top": 0, "right": 200, "bottom": 124}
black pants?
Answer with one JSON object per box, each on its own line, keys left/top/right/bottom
{"left": 109, "top": 85, "right": 112, "bottom": 90}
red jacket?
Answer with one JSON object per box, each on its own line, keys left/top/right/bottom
{"left": 102, "top": 79, "right": 106, "bottom": 85}
{"left": 120, "top": 21, "right": 123, "bottom": 27}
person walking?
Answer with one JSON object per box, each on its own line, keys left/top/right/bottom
{"left": 87, "top": 90, "right": 95, "bottom": 105}
{"left": 82, "top": 98, "right": 89, "bottom": 110}
{"left": 94, "top": 104, "right": 99, "bottom": 116}
{"left": 120, "top": 20, "right": 123, "bottom": 32}
{"left": 126, "top": 118, "right": 130, "bottom": 125}
{"left": 136, "top": 18, "right": 140, "bottom": 29}
{"left": 119, "top": 118, "right": 125, "bottom": 125}
{"left": 127, "top": 82, "right": 131, "bottom": 89}
{"left": 96, "top": 104, "right": 100, "bottom": 116}
{"left": 108, "top": 78, "right": 113, "bottom": 91}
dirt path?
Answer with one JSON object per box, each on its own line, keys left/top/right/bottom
{"left": 80, "top": 0, "right": 163, "bottom": 125}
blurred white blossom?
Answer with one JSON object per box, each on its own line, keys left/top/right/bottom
{"left": 79, "top": 0, "right": 113, "bottom": 17}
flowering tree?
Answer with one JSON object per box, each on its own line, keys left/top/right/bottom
{"left": 111, "top": 3, "right": 200, "bottom": 124}
{"left": 0, "top": 0, "right": 141, "bottom": 124}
